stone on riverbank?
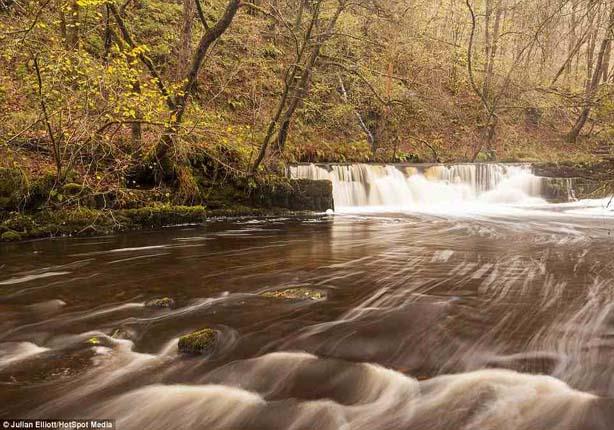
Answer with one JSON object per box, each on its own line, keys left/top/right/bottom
{"left": 252, "top": 179, "right": 334, "bottom": 212}
{"left": 178, "top": 328, "right": 218, "bottom": 354}
{"left": 534, "top": 161, "right": 614, "bottom": 202}
{"left": 532, "top": 160, "right": 614, "bottom": 181}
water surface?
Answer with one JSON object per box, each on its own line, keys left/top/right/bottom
{"left": 2, "top": 164, "right": 614, "bottom": 429}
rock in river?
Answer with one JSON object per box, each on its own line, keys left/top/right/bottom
{"left": 178, "top": 328, "right": 218, "bottom": 354}
{"left": 145, "top": 297, "right": 175, "bottom": 309}
{"left": 261, "top": 288, "right": 325, "bottom": 301}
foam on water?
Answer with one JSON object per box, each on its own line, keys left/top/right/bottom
{"left": 0, "top": 342, "right": 49, "bottom": 369}
{"left": 88, "top": 352, "right": 607, "bottom": 430}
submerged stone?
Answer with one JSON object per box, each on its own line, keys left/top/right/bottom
{"left": 178, "top": 328, "right": 218, "bottom": 354}
{"left": 261, "top": 288, "right": 325, "bottom": 301}
{"left": 145, "top": 297, "right": 175, "bottom": 309}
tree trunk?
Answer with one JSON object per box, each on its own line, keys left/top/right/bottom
{"left": 250, "top": 0, "right": 345, "bottom": 175}
{"left": 566, "top": 0, "right": 577, "bottom": 86}
{"left": 131, "top": 80, "right": 143, "bottom": 146}
{"left": 176, "top": 0, "right": 196, "bottom": 79}
{"left": 154, "top": 0, "right": 241, "bottom": 172}
{"left": 567, "top": 6, "right": 614, "bottom": 143}
{"left": 602, "top": 39, "right": 612, "bottom": 83}
{"left": 65, "top": 0, "right": 79, "bottom": 50}
{"left": 338, "top": 74, "right": 375, "bottom": 149}
{"left": 274, "top": 38, "right": 321, "bottom": 153}
{"left": 483, "top": 1, "right": 502, "bottom": 98}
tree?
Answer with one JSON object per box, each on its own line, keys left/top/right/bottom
{"left": 567, "top": 4, "right": 614, "bottom": 142}
{"left": 109, "top": 0, "right": 242, "bottom": 181}
{"left": 250, "top": 0, "right": 347, "bottom": 175}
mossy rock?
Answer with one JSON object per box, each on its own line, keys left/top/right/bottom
{"left": 56, "top": 183, "right": 98, "bottom": 207}
{"left": 25, "top": 174, "right": 56, "bottom": 209}
{"left": 0, "top": 168, "right": 27, "bottom": 210}
{"left": 251, "top": 179, "right": 334, "bottom": 212}
{"left": 61, "top": 183, "right": 88, "bottom": 196}
{"left": 2, "top": 213, "right": 35, "bottom": 233}
{"left": 261, "top": 288, "right": 326, "bottom": 301}
{"left": 118, "top": 206, "right": 208, "bottom": 227}
{"left": 533, "top": 161, "right": 614, "bottom": 181}
{"left": 178, "top": 328, "right": 218, "bottom": 354}
{"left": 145, "top": 297, "right": 175, "bottom": 309}
{"left": 1, "top": 230, "right": 22, "bottom": 242}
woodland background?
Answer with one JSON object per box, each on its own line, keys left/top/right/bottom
{"left": 0, "top": 0, "right": 613, "bottom": 200}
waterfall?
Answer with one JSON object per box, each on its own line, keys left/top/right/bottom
{"left": 289, "top": 163, "right": 544, "bottom": 210}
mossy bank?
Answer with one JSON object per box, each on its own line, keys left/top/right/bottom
{"left": 533, "top": 160, "right": 614, "bottom": 202}
{"left": 0, "top": 169, "right": 333, "bottom": 242}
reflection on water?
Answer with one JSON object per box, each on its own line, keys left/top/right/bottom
{"left": 1, "top": 203, "right": 614, "bottom": 428}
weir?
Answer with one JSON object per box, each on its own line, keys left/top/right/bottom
{"left": 289, "top": 163, "right": 545, "bottom": 210}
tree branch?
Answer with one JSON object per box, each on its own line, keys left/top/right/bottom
{"left": 107, "top": 2, "right": 176, "bottom": 110}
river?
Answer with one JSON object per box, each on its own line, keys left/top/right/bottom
{"left": 1, "top": 163, "right": 613, "bottom": 429}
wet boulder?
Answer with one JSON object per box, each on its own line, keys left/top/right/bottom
{"left": 251, "top": 179, "right": 334, "bottom": 212}
{"left": 145, "top": 297, "right": 175, "bottom": 309}
{"left": 178, "top": 328, "right": 218, "bottom": 354}
{"left": 261, "top": 288, "right": 326, "bottom": 301}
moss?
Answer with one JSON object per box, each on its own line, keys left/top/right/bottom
{"left": 87, "top": 336, "right": 101, "bottom": 345}
{"left": 178, "top": 328, "right": 218, "bottom": 354}
{"left": 145, "top": 297, "right": 175, "bottom": 309}
{"left": 25, "top": 174, "right": 56, "bottom": 209}
{"left": 475, "top": 151, "right": 494, "bottom": 162}
{"left": 0, "top": 203, "right": 306, "bottom": 242}
{"left": 61, "top": 183, "right": 88, "bottom": 196}
{"left": 54, "top": 207, "right": 113, "bottom": 230}
{"left": 2, "top": 213, "right": 36, "bottom": 233}
{"left": 1, "top": 230, "right": 22, "bottom": 241}
{"left": 176, "top": 164, "right": 201, "bottom": 204}
{"left": 204, "top": 183, "right": 250, "bottom": 209}
{"left": 251, "top": 178, "right": 334, "bottom": 212}
{"left": 261, "top": 288, "right": 326, "bottom": 301}
{"left": 117, "top": 205, "right": 209, "bottom": 227}
{"left": 0, "top": 168, "right": 27, "bottom": 210}
{"left": 533, "top": 161, "right": 614, "bottom": 180}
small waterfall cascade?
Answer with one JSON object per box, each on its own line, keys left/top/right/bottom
{"left": 289, "top": 163, "right": 544, "bottom": 210}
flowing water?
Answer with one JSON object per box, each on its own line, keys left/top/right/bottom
{"left": 2, "top": 163, "right": 614, "bottom": 429}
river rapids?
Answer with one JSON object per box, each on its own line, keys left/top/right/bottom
{"left": 1, "top": 163, "right": 613, "bottom": 429}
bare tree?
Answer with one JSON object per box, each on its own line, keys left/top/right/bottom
{"left": 567, "top": 4, "right": 614, "bottom": 142}
{"left": 109, "top": 0, "right": 242, "bottom": 178}
{"left": 250, "top": 0, "right": 347, "bottom": 175}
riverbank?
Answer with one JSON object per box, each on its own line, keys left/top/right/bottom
{"left": 534, "top": 160, "right": 614, "bottom": 202}
{"left": 0, "top": 173, "right": 334, "bottom": 242}
{"left": 0, "top": 206, "right": 311, "bottom": 242}
{"left": 2, "top": 160, "right": 612, "bottom": 242}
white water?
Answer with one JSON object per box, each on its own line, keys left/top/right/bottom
{"left": 92, "top": 353, "right": 606, "bottom": 430}
{"left": 290, "top": 163, "right": 545, "bottom": 211}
